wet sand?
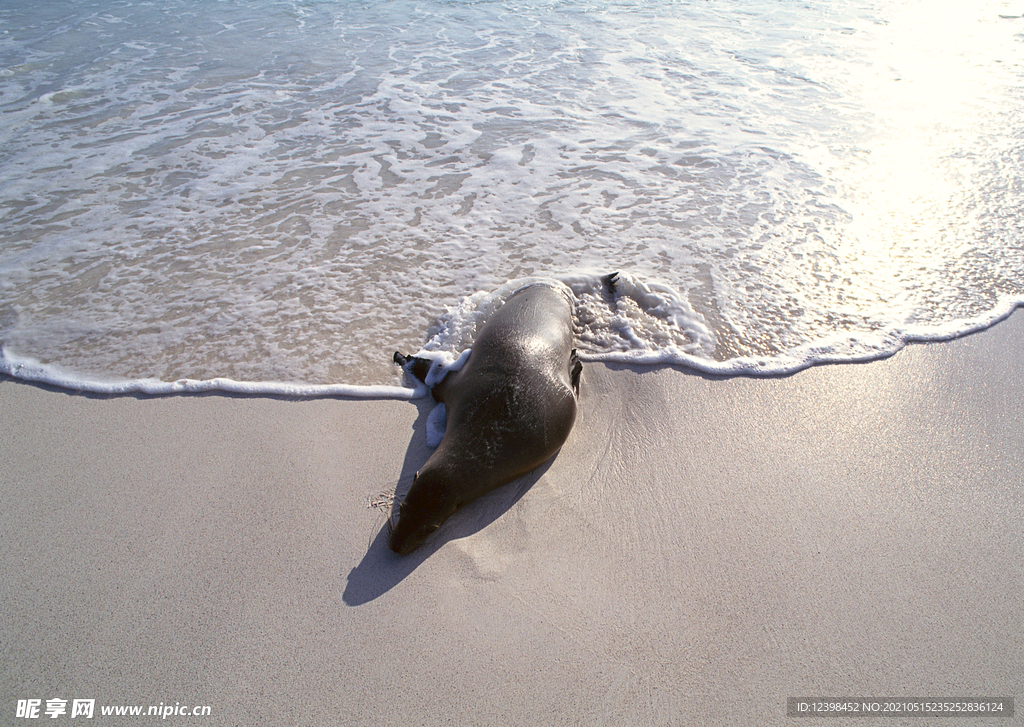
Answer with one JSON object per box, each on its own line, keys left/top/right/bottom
{"left": 2, "top": 311, "right": 1022, "bottom": 725}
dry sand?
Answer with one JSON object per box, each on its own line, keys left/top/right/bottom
{"left": 2, "top": 311, "right": 1022, "bottom": 726}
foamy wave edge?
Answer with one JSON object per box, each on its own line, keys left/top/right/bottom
{"left": 582, "top": 297, "right": 1024, "bottom": 376}
{"left": 0, "top": 348, "right": 425, "bottom": 399}
{"left": 3, "top": 299, "right": 1021, "bottom": 397}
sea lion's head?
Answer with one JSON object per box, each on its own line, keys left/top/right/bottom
{"left": 387, "top": 468, "right": 459, "bottom": 555}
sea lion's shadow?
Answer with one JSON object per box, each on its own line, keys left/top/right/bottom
{"left": 342, "top": 400, "right": 549, "bottom": 606}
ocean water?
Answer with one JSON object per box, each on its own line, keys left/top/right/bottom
{"left": 2, "top": 0, "right": 1023, "bottom": 396}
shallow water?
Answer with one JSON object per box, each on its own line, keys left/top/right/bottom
{"left": 2, "top": 0, "right": 1023, "bottom": 395}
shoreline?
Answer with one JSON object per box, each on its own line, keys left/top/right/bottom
{"left": 3, "top": 311, "right": 1023, "bottom": 725}
{"left": 4, "top": 297, "right": 1022, "bottom": 398}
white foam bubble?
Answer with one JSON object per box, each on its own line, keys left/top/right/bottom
{"left": 425, "top": 403, "right": 448, "bottom": 448}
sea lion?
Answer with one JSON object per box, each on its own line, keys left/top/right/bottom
{"left": 388, "top": 282, "right": 584, "bottom": 555}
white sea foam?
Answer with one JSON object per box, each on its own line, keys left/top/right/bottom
{"left": 2, "top": 0, "right": 1023, "bottom": 397}
{"left": 0, "top": 348, "right": 421, "bottom": 398}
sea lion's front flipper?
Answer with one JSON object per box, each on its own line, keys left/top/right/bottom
{"left": 569, "top": 348, "right": 582, "bottom": 396}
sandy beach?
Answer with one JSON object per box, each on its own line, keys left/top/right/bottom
{"left": 2, "top": 311, "right": 1022, "bottom": 726}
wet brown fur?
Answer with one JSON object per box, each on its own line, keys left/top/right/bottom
{"left": 389, "top": 284, "right": 581, "bottom": 554}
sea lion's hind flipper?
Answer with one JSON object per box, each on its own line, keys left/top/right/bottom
{"left": 602, "top": 271, "right": 619, "bottom": 296}
{"left": 601, "top": 272, "right": 620, "bottom": 312}
{"left": 569, "top": 348, "right": 582, "bottom": 396}
{"left": 393, "top": 351, "right": 433, "bottom": 385}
